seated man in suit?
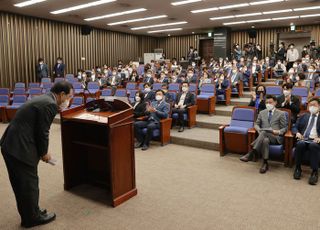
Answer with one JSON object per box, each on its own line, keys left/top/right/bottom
{"left": 292, "top": 97, "right": 320, "bottom": 185}
{"left": 143, "top": 69, "right": 154, "bottom": 85}
{"left": 276, "top": 83, "right": 300, "bottom": 124}
{"left": 161, "top": 83, "right": 174, "bottom": 104}
{"left": 143, "top": 83, "right": 155, "bottom": 102}
{"left": 52, "top": 57, "right": 65, "bottom": 78}
{"left": 134, "top": 90, "right": 170, "bottom": 151}
{"left": 240, "top": 95, "right": 287, "bottom": 173}
{"left": 108, "top": 68, "right": 121, "bottom": 94}
{"left": 230, "top": 67, "right": 243, "bottom": 93}
{"left": 172, "top": 82, "right": 195, "bottom": 132}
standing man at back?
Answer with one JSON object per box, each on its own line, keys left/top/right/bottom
{"left": 0, "top": 81, "right": 73, "bottom": 228}
{"left": 36, "top": 58, "right": 49, "bottom": 82}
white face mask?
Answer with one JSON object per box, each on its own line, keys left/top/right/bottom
{"left": 187, "top": 73, "right": 193, "bottom": 77}
{"left": 293, "top": 64, "right": 298, "bottom": 68}
{"left": 144, "top": 88, "right": 151, "bottom": 92}
{"left": 156, "top": 95, "right": 163, "bottom": 101}
{"left": 60, "top": 99, "right": 70, "bottom": 110}
{"left": 112, "top": 72, "right": 116, "bottom": 76}
{"left": 266, "top": 103, "right": 274, "bottom": 111}
{"left": 308, "top": 69, "right": 314, "bottom": 73}
{"left": 283, "top": 90, "right": 291, "bottom": 97}
{"left": 309, "top": 106, "right": 319, "bottom": 115}
{"left": 182, "top": 87, "right": 188, "bottom": 92}
{"left": 147, "top": 74, "right": 151, "bottom": 77}
{"left": 135, "top": 96, "right": 141, "bottom": 102}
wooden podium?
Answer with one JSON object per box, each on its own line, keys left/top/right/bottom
{"left": 60, "top": 99, "right": 137, "bottom": 207}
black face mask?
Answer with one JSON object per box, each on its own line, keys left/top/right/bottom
{"left": 257, "top": 90, "right": 265, "bottom": 95}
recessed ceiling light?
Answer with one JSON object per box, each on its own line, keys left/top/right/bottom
{"left": 171, "top": 0, "right": 202, "bottom": 6}
{"left": 272, "top": 16, "right": 299, "bottom": 20}
{"left": 14, "top": 0, "right": 47, "bottom": 7}
{"left": 249, "top": 0, "right": 284, "bottom": 6}
{"left": 293, "top": 6, "right": 320, "bottom": 11}
{"left": 262, "top": 9, "right": 292, "bottom": 14}
{"left": 192, "top": 32, "right": 195, "bottom": 34}
{"left": 168, "top": 34, "right": 171, "bottom": 36}
{"left": 131, "top": 21, "right": 187, "bottom": 31}
{"left": 191, "top": 7, "right": 219, "bottom": 13}
{"left": 85, "top": 8, "right": 147, "bottom": 21}
{"left": 148, "top": 28, "right": 183, "bottom": 34}
{"left": 51, "top": 0, "right": 116, "bottom": 14}
{"left": 108, "top": 15, "right": 167, "bottom": 26}
{"left": 247, "top": 18, "right": 272, "bottom": 23}
{"left": 300, "top": 14, "right": 320, "bottom": 18}
{"left": 235, "top": 12, "right": 262, "bottom": 17}
{"left": 219, "top": 3, "right": 249, "bottom": 10}
{"left": 210, "top": 16, "right": 235, "bottom": 20}
{"left": 223, "top": 21, "right": 246, "bottom": 25}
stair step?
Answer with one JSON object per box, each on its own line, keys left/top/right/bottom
{"left": 230, "top": 97, "right": 250, "bottom": 106}
{"left": 170, "top": 127, "right": 220, "bottom": 151}
{"left": 215, "top": 105, "right": 234, "bottom": 116}
{"left": 196, "top": 114, "right": 230, "bottom": 129}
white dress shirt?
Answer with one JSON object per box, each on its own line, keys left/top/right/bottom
{"left": 304, "top": 113, "right": 319, "bottom": 139}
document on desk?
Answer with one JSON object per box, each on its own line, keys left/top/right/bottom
{"left": 74, "top": 113, "right": 108, "bottom": 123}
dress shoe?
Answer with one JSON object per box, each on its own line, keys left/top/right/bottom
{"left": 22, "top": 212, "right": 56, "bottom": 228}
{"left": 293, "top": 167, "right": 302, "bottom": 180}
{"left": 21, "top": 209, "right": 47, "bottom": 227}
{"left": 178, "top": 126, "right": 184, "bottom": 132}
{"left": 141, "top": 145, "right": 149, "bottom": 151}
{"left": 134, "top": 142, "right": 143, "bottom": 148}
{"left": 259, "top": 162, "right": 269, "bottom": 174}
{"left": 240, "top": 150, "right": 255, "bottom": 162}
{"left": 308, "top": 171, "right": 318, "bottom": 185}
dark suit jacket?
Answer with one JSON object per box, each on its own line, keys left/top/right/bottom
{"left": 53, "top": 63, "right": 65, "bottom": 77}
{"left": 133, "top": 101, "right": 147, "bottom": 118}
{"left": 248, "top": 98, "right": 266, "bottom": 114}
{"left": 276, "top": 94, "right": 300, "bottom": 123}
{"left": 292, "top": 112, "right": 320, "bottom": 136}
{"left": 144, "top": 91, "right": 155, "bottom": 102}
{"left": 143, "top": 76, "right": 154, "bottom": 85}
{"left": 0, "top": 93, "right": 59, "bottom": 166}
{"left": 175, "top": 92, "right": 195, "bottom": 108}
{"left": 36, "top": 64, "right": 49, "bottom": 79}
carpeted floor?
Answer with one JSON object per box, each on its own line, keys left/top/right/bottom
{"left": 0, "top": 123, "right": 319, "bottom": 230}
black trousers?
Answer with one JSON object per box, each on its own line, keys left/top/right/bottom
{"left": 294, "top": 141, "right": 320, "bottom": 171}
{"left": 286, "top": 62, "right": 294, "bottom": 71}
{"left": 134, "top": 120, "right": 159, "bottom": 146}
{"left": 172, "top": 108, "right": 187, "bottom": 127}
{"left": 1, "top": 149, "right": 41, "bottom": 223}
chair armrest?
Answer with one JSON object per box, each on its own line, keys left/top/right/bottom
{"left": 247, "top": 128, "right": 256, "bottom": 151}
{"left": 219, "top": 124, "right": 229, "bottom": 156}
{"left": 284, "top": 130, "right": 294, "bottom": 167}
{"left": 160, "top": 118, "right": 172, "bottom": 129}
{"left": 225, "top": 88, "right": 231, "bottom": 105}
{"left": 136, "top": 116, "right": 148, "bottom": 121}
{"left": 160, "top": 118, "right": 172, "bottom": 145}
{"left": 284, "top": 130, "right": 294, "bottom": 138}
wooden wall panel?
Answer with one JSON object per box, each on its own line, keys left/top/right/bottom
{"left": 0, "top": 12, "right": 156, "bottom": 88}
{"left": 157, "top": 35, "right": 200, "bottom": 60}
{"left": 231, "top": 25, "right": 320, "bottom": 58}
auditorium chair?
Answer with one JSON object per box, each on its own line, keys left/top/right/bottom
{"left": 126, "top": 82, "right": 137, "bottom": 91}
{"left": 42, "top": 82, "right": 53, "bottom": 93}
{"left": 14, "top": 82, "right": 25, "bottom": 89}
{"left": 28, "top": 88, "right": 42, "bottom": 99}
{"left": 266, "top": 86, "right": 282, "bottom": 97}
{"left": 264, "top": 68, "right": 273, "bottom": 81}
{"left": 101, "top": 88, "right": 113, "bottom": 97}
{"left": 54, "top": 77, "right": 65, "bottom": 83}
{"left": 128, "top": 89, "right": 138, "bottom": 104}
{"left": 12, "top": 88, "right": 26, "bottom": 96}
{"left": 85, "top": 82, "right": 100, "bottom": 101}
{"left": 114, "top": 89, "right": 127, "bottom": 97}
{"left": 4, "top": 95, "right": 27, "bottom": 122}
{"left": 189, "top": 83, "right": 198, "bottom": 95}
{"left": 41, "top": 78, "right": 52, "bottom": 85}
{"left": 86, "top": 97, "right": 96, "bottom": 103}
{"left": 168, "top": 83, "right": 181, "bottom": 93}
{"left": 219, "top": 106, "right": 256, "bottom": 156}
{"left": 0, "top": 88, "right": 9, "bottom": 96}
{"left": 216, "top": 80, "right": 231, "bottom": 105}
{"left": 292, "top": 87, "right": 309, "bottom": 110}
{"left": 138, "top": 82, "right": 144, "bottom": 91}
{"left": 314, "top": 88, "right": 320, "bottom": 97}
{"left": 28, "top": 82, "right": 40, "bottom": 89}
{"left": 152, "top": 83, "right": 162, "bottom": 91}
{"left": 72, "top": 82, "right": 84, "bottom": 95}
{"left": 69, "top": 96, "right": 84, "bottom": 109}
{"left": 197, "top": 83, "right": 216, "bottom": 115}
{"left": 0, "top": 95, "right": 9, "bottom": 122}
{"left": 171, "top": 96, "right": 197, "bottom": 128}
{"left": 268, "top": 109, "right": 293, "bottom": 166}
{"left": 65, "top": 74, "right": 75, "bottom": 81}
{"left": 305, "top": 80, "right": 315, "bottom": 93}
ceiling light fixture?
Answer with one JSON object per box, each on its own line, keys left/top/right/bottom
{"left": 262, "top": 9, "right": 292, "bottom": 14}
{"left": 293, "top": 6, "right": 320, "bottom": 11}
{"left": 249, "top": 0, "right": 284, "bottom": 6}
{"left": 235, "top": 12, "right": 262, "bottom": 17}
{"left": 108, "top": 15, "right": 167, "bottom": 26}
{"left": 219, "top": 3, "right": 249, "bottom": 10}
{"left": 191, "top": 7, "right": 219, "bottom": 13}
{"left": 210, "top": 15, "right": 235, "bottom": 20}
{"left": 147, "top": 28, "right": 183, "bottom": 34}
{"left": 171, "top": 0, "right": 202, "bottom": 6}
{"left": 272, "top": 16, "right": 299, "bottom": 20}
{"left": 51, "top": 0, "right": 116, "bottom": 14}
{"left": 299, "top": 14, "right": 320, "bottom": 18}
{"left": 85, "top": 8, "right": 147, "bottom": 21}
{"left": 246, "top": 18, "right": 272, "bottom": 23}
{"left": 223, "top": 21, "right": 246, "bottom": 25}
{"left": 131, "top": 21, "right": 188, "bottom": 30}
{"left": 14, "top": 0, "right": 47, "bottom": 7}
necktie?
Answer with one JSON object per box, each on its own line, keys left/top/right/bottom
{"left": 304, "top": 114, "right": 317, "bottom": 138}
{"left": 268, "top": 111, "right": 272, "bottom": 123}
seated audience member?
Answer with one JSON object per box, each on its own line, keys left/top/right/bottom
{"left": 108, "top": 68, "right": 121, "bottom": 94}
{"left": 215, "top": 74, "right": 229, "bottom": 99}
{"left": 172, "top": 82, "right": 195, "bottom": 132}
{"left": 230, "top": 67, "right": 243, "bottom": 90}
{"left": 186, "top": 69, "right": 198, "bottom": 83}
{"left": 248, "top": 85, "right": 266, "bottom": 113}
{"left": 250, "top": 60, "right": 261, "bottom": 84}
{"left": 240, "top": 95, "right": 287, "bottom": 174}
{"left": 143, "top": 69, "right": 154, "bottom": 84}
{"left": 294, "top": 73, "right": 307, "bottom": 87}
{"left": 129, "top": 70, "right": 139, "bottom": 82}
{"left": 276, "top": 83, "right": 300, "bottom": 123}
{"left": 143, "top": 83, "right": 155, "bottom": 102}
{"left": 198, "top": 70, "right": 212, "bottom": 88}
{"left": 158, "top": 71, "right": 169, "bottom": 83}
{"left": 132, "top": 91, "right": 147, "bottom": 119}
{"left": 292, "top": 98, "right": 320, "bottom": 185}
{"left": 273, "top": 60, "right": 286, "bottom": 78}
{"left": 161, "top": 83, "right": 174, "bottom": 104}
{"left": 134, "top": 90, "right": 170, "bottom": 151}
{"left": 306, "top": 65, "right": 319, "bottom": 82}
{"left": 241, "top": 66, "right": 251, "bottom": 87}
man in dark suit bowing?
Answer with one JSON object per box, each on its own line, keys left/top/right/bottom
{"left": 240, "top": 95, "right": 287, "bottom": 173}
{"left": 292, "top": 97, "right": 320, "bottom": 185}
{"left": 0, "top": 81, "right": 73, "bottom": 228}
{"left": 53, "top": 57, "right": 65, "bottom": 78}
{"left": 172, "top": 82, "right": 195, "bottom": 132}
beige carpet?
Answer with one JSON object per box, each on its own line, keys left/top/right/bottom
{"left": 0, "top": 123, "right": 319, "bottom": 230}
